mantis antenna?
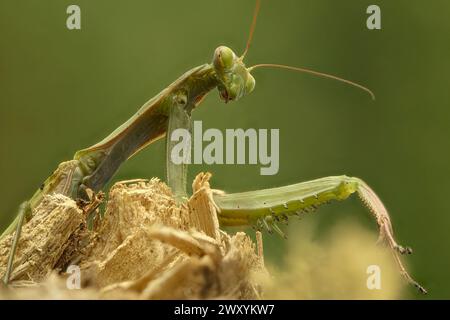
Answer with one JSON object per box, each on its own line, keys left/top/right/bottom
{"left": 240, "top": 0, "right": 261, "bottom": 59}
{"left": 248, "top": 63, "right": 376, "bottom": 100}
{"left": 241, "top": 0, "right": 375, "bottom": 100}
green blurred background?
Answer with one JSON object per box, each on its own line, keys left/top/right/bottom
{"left": 1, "top": 0, "right": 449, "bottom": 298}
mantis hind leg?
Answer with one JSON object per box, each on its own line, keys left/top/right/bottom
{"left": 213, "top": 175, "right": 426, "bottom": 294}
{"left": 2, "top": 201, "right": 31, "bottom": 285}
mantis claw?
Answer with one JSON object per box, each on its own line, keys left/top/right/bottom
{"left": 395, "top": 245, "right": 413, "bottom": 255}
{"left": 416, "top": 283, "right": 428, "bottom": 295}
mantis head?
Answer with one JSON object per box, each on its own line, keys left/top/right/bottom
{"left": 213, "top": 46, "right": 255, "bottom": 103}
{"left": 212, "top": 0, "right": 375, "bottom": 103}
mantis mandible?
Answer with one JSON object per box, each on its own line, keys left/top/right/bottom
{"left": 0, "top": 0, "right": 426, "bottom": 294}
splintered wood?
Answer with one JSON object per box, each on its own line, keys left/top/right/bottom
{"left": 0, "top": 195, "right": 85, "bottom": 283}
{"left": 0, "top": 173, "right": 266, "bottom": 299}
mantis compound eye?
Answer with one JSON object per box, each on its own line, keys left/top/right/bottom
{"left": 213, "top": 46, "right": 236, "bottom": 71}
{"left": 245, "top": 73, "right": 256, "bottom": 94}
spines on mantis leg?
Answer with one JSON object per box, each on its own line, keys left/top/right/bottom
{"left": 213, "top": 175, "right": 356, "bottom": 229}
{"left": 213, "top": 175, "right": 427, "bottom": 293}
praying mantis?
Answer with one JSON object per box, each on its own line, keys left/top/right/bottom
{"left": 0, "top": 0, "right": 426, "bottom": 294}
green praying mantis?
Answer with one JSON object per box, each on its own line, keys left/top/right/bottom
{"left": 0, "top": 0, "right": 426, "bottom": 294}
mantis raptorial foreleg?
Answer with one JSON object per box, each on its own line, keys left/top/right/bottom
{"left": 165, "top": 90, "right": 191, "bottom": 201}
{"left": 213, "top": 175, "right": 427, "bottom": 293}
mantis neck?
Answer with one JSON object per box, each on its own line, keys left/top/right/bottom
{"left": 74, "top": 64, "right": 218, "bottom": 192}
